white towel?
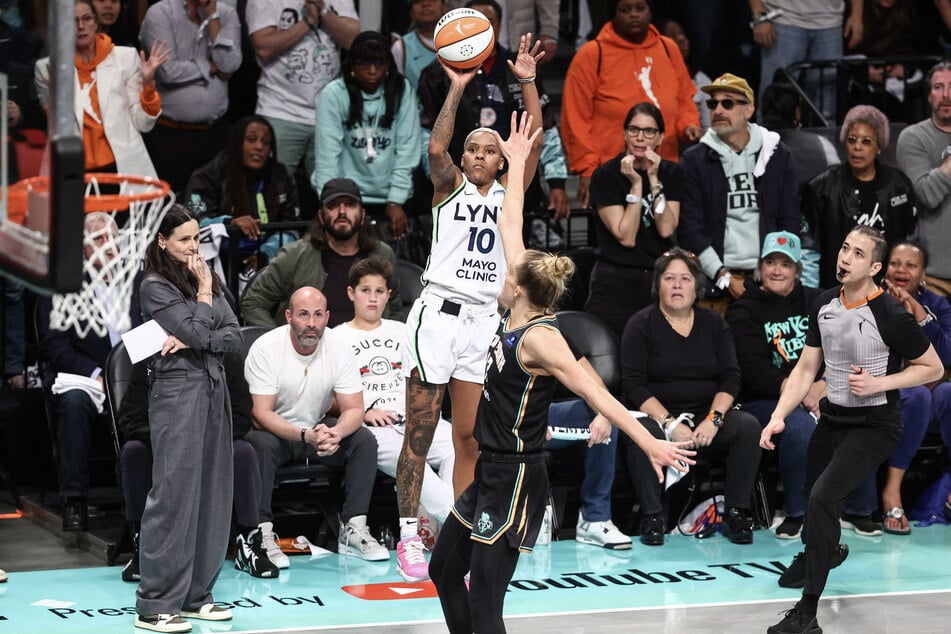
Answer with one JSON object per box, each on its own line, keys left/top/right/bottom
{"left": 50, "top": 372, "right": 105, "bottom": 414}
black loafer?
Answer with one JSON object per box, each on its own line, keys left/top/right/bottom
{"left": 62, "top": 498, "right": 89, "bottom": 532}
{"left": 721, "top": 507, "right": 754, "bottom": 544}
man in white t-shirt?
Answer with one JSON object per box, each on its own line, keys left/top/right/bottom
{"left": 244, "top": 286, "right": 389, "bottom": 562}
{"left": 335, "top": 258, "right": 455, "bottom": 552}
{"left": 246, "top": 0, "right": 359, "bottom": 179}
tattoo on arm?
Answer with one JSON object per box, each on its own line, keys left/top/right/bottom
{"left": 396, "top": 376, "right": 446, "bottom": 516}
{"left": 429, "top": 84, "right": 464, "bottom": 191}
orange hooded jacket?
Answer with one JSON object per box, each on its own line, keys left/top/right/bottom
{"left": 561, "top": 22, "right": 699, "bottom": 176}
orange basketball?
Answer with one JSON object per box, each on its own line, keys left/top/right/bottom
{"left": 433, "top": 8, "right": 496, "bottom": 70}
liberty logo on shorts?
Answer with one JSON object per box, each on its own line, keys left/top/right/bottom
{"left": 477, "top": 511, "right": 494, "bottom": 533}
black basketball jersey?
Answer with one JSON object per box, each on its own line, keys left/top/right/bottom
{"left": 475, "top": 314, "right": 559, "bottom": 454}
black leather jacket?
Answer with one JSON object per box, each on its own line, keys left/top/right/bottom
{"left": 803, "top": 161, "right": 918, "bottom": 289}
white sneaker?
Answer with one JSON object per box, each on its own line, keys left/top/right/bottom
{"left": 258, "top": 521, "right": 290, "bottom": 569}
{"left": 535, "top": 505, "right": 552, "bottom": 546}
{"left": 339, "top": 517, "right": 390, "bottom": 561}
{"left": 180, "top": 604, "right": 233, "bottom": 621}
{"left": 575, "top": 512, "right": 632, "bottom": 550}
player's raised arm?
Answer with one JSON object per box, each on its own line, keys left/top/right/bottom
{"left": 428, "top": 61, "right": 477, "bottom": 199}
{"left": 496, "top": 111, "right": 541, "bottom": 268}
{"left": 503, "top": 33, "right": 545, "bottom": 190}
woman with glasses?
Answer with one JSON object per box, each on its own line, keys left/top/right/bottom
{"left": 34, "top": 0, "right": 169, "bottom": 178}
{"left": 803, "top": 104, "right": 918, "bottom": 289}
{"left": 561, "top": 0, "right": 702, "bottom": 208}
{"left": 619, "top": 247, "right": 762, "bottom": 547}
{"left": 585, "top": 102, "right": 685, "bottom": 338}
{"left": 312, "top": 30, "right": 420, "bottom": 243}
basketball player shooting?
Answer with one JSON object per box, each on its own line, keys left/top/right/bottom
{"left": 394, "top": 33, "right": 545, "bottom": 584}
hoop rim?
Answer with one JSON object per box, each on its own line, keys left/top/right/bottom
{"left": 7, "top": 172, "right": 172, "bottom": 219}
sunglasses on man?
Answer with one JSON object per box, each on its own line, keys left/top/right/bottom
{"left": 706, "top": 98, "right": 749, "bottom": 111}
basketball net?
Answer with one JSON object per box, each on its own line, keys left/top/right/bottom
{"left": 48, "top": 174, "right": 173, "bottom": 338}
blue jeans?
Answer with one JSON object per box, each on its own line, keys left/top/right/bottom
{"left": 742, "top": 399, "right": 877, "bottom": 517}
{"left": 894, "top": 384, "right": 951, "bottom": 469}
{"left": 759, "top": 23, "right": 842, "bottom": 118}
{"left": 546, "top": 400, "right": 618, "bottom": 521}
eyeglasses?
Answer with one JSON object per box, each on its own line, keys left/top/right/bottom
{"left": 624, "top": 125, "right": 660, "bottom": 139}
{"left": 846, "top": 135, "right": 876, "bottom": 147}
{"left": 356, "top": 60, "right": 387, "bottom": 70}
{"left": 76, "top": 14, "right": 97, "bottom": 25}
{"left": 705, "top": 98, "right": 749, "bottom": 111}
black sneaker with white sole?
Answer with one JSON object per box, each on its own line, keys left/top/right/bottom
{"left": 134, "top": 613, "right": 192, "bottom": 633}
{"left": 122, "top": 531, "right": 141, "bottom": 582}
{"left": 235, "top": 529, "right": 279, "bottom": 578}
{"left": 840, "top": 514, "right": 883, "bottom": 536}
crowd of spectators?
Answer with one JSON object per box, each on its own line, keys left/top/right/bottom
{"left": 3, "top": 0, "right": 951, "bottom": 614}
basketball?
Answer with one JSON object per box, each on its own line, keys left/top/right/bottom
{"left": 433, "top": 8, "right": 495, "bottom": 70}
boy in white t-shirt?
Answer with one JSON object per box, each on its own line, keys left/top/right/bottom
{"left": 335, "top": 258, "right": 455, "bottom": 555}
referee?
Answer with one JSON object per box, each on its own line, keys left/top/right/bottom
{"left": 760, "top": 225, "right": 944, "bottom": 634}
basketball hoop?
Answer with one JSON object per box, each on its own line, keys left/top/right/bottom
{"left": 9, "top": 173, "right": 174, "bottom": 338}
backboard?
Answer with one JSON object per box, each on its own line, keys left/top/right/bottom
{"left": 0, "top": 0, "right": 85, "bottom": 294}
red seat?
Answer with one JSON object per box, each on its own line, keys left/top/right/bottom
{"left": 11, "top": 128, "right": 48, "bottom": 180}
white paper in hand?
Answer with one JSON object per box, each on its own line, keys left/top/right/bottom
{"left": 121, "top": 320, "right": 169, "bottom": 364}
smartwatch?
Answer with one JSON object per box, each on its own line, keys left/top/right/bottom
{"left": 709, "top": 410, "right": 725, "bottom": 428}
{"left": 625, "top": 194, "right": 641, "bottom": 205}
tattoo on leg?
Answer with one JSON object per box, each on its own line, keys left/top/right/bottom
{"left": 397, "top": 376, "right": 446, "bottom": 516}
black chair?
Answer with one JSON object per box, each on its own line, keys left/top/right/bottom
{"left": 104, "top": 342, "right": 133, "bottom": 459}
{"left": 394, "top": 259, "right": 425, "bottom": 313}
{"left": 240, "top": 325, "right": 343, "bottom": 533}
{"left": 554, "top": 310, "right": 620, "bottom": 395}
{"left": 102, "top": 341, "right": 136, "bottom": 564}
{"left": 560, "top": 247, "right": 597, "bottom": 312}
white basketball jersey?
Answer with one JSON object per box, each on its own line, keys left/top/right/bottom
{"left": 422, "top": 174, "right": 507, "bottom": 305}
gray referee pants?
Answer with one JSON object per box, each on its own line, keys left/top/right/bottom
{"left": 136, "top": 372, "right": 234, "bottom": 616}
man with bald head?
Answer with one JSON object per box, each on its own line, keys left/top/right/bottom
{"left": 244, "top": 286, "right": 389, "bottom": 562}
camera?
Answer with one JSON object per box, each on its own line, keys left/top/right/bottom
{"left": 941, "top": 145, "right": 951, "bottom": 161}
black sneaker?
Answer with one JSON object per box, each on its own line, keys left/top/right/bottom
{"left": 122, "top": 531, "right": 141, "bottom": 582}
{"left": 235, "top": 529, "right": 279, "bottom": 578}
{"left": 775, "top": 515, "right": 804, "bottom": 540}
{"left": 638, "top": 514, "right": 665, "bottom": 546}
{"left": 767, "top": 605, "right": 821, "bottom": 634}
{"left": 721, "top": 507, "right": 754, "bottom": 544}
{"left": 777, "top": 544, "right": 850, "bottom": 588}
{"left": 840, "top": 513, "right": 882, "bottom": 536}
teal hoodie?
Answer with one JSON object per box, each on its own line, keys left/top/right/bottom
{"left": 312, "top": 77, "right": 421, "bottom": 205}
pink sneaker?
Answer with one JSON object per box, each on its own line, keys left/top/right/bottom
{"left": 396, "top": 535, "right": 430, "bottom": 582}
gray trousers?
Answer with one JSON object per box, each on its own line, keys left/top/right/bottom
{"left": 136, "top": 372, "right": 234, "bottom": 616}
{"left": 244, "top": 425, "right": 378, "bottom": 523}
